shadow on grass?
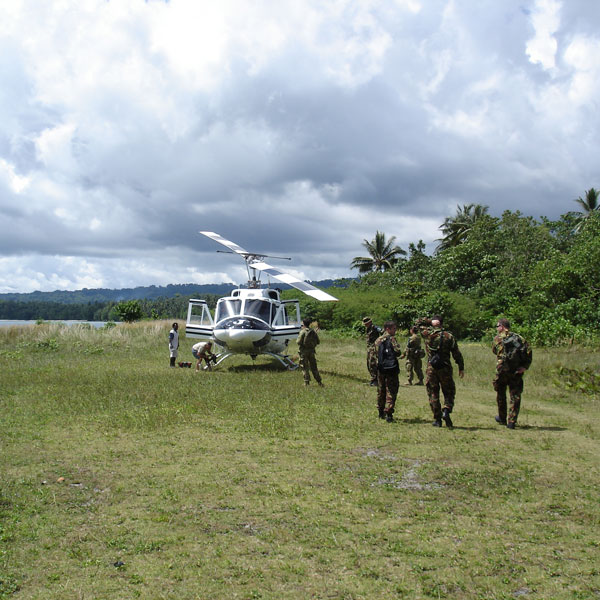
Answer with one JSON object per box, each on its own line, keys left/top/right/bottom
{"left": 319, "top": 369, "right": 371, "bottom": 384}
{"left": 518, "top": 425, "right": 568, "bottom": 431}
{"left": 445, "top": 424, "right": 568, "bottom": 432}
{"left": 225, "top": 363, "right": 289, "bottom": 373}
{"left": 448, "top": 425, "right": 497, "bottom": 431}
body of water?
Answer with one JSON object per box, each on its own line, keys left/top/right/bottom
{"left": 0, "top": 320, "right": 110, "bottom": 329}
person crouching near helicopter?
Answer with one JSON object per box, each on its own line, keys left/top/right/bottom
{"left": 192, "top": 340, "right": 217, "bottom": 371}
{"left": 297, "top": 318, "right": 324, "bottom": 387}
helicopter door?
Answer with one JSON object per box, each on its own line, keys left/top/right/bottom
{"left": 185, "top": 299, "right": 214, "bottom": 340}
{"left": 271, "top": 300, "right": 301, "bottom": 331}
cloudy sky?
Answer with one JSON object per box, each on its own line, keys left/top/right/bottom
{"left": 1, "top": 0, "right": 598, "bottom": 293}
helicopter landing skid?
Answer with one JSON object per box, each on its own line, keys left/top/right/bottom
{"left": 264, "top": 352, "right": 299, "bottom": 370}
{"left": 202, "top": 352, "right": 234, "bottom": 370}
{"left": 203, "top": 352, "right": 298, "bottom": 370}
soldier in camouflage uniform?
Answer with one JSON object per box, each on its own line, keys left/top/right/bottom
{"left": 297, "top": 318, "right": 323, "bottom": 387}
{"left": 416, "top": 316, "right": 464, "bottom": 428}
{"left": 401, "top": 325, "right": 424, "bottom": 386}
{"left": 374, "top": 321, "right": 403, "bottom": 422}
{"left": 492, "top": 318, "right": 532, "bottom": 429}
{"left": 363, "top": 316, "right": 381, "bottom": 386}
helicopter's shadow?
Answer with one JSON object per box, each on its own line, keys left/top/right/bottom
{"left": 224, "top": 363, "right": 290, "bottom": 373}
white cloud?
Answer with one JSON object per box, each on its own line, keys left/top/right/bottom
{"left": 0, "top": 0, "right": 599, "bottom": 293}
{"left": 0, "top": 159, "right": 30, "bottom": 193}
{"left": 526, "top": 0, "right": 561, "bottom": 70}
{"left": 563, "top": 35, "right": 600, "bottom": 104}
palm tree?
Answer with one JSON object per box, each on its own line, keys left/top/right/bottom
{"left": 436, "top": 203, "right": 489, "bottom": 253}
{"left": 573, "top": 188, "right": 599, "bottom": 232}
{"left": 351, "top": 231, "right": 406, "bottom": 273}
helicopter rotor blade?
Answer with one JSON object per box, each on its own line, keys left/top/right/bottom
{"left": 200, "top": 231, "right": 250, "bottom": 256}
{"left": 252, "top": 262, "right": 338, "bottom": 302}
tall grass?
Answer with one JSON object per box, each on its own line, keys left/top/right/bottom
{"left": 1, "top": 321, "right": 599, "bottom": 599}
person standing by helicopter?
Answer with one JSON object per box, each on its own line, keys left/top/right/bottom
{"left": 168, "top": 322, "right": 179, "bottom": 368}
{"left": 297, "top": 318, "right": 323, "bottom": 387}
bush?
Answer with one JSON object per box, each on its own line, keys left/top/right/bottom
{"left": 553, "top": 366, "right": 600, "bottom": 395}
{"left": 114, "top": 300, "right": 143, "bottom": 323}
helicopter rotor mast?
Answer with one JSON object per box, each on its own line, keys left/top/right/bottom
{"left": 199, "top": 231, "right": 338, "bottom": 301}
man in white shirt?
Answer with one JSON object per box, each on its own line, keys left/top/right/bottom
{"left": 169, "top": 323, "right": 179, "bottom": 368}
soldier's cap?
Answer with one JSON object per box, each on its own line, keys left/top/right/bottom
{"left": 362, "top": 316, "right": 372, "bottom": 324}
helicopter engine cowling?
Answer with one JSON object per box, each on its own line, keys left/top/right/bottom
{"left": 213, "top": 316, "right": 272, "bottom": 352}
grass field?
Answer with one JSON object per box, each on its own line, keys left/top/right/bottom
{"left": 1, "top": 321, "right": 599, "bottom": 599}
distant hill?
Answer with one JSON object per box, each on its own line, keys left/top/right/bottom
{"left": 0, "top": 279, "right": 351, "bottom": 304}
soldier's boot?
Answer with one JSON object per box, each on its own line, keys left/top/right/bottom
{"left": 442, "top": 408, "right": 453, "bottom": 428}
{"left": 378, "top": 409, "right": 385, "bottom": 419}
{"left": 369, "top": 378, "right": 378, "bottom": 386}
{"left": 304, "top": 381, "right": 310, "bottom": 386}
{"left": 432, "top": 420, "right": 442, "bottom": 427}
{"left": 495, "top": 415, "right": 507, "bottom": 425}
{"left": 386, "top": 413, "right": 394, "bottom": 423}
{"left": 507, "top": 422, "right": 516, "bottom": 429}
{"left": 415, "top": 380, "right": 424, "bottom": 386}
{"left": 170, "top": 357, "right": 176, "bottom": 368}
{"left": 317, "top": 381, "right": 324, "bottom": 387}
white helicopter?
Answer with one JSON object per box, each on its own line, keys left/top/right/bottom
{"left": 185, "top": 231, "right": 338, "bottom": 369}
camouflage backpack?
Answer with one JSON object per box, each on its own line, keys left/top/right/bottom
{"left": 304, "top": 328, "right": 320, "bottom": 350}
{"left": 377, "top": 337, "right": 399, "bottom": 374}
{"left": 502, "top": 333, "right": 530, "bottom": 370}
{"left": 428, "top": 331, "right": 445, "bottom": 369}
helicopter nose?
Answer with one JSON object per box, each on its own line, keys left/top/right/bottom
{"left": 214, "top": 317, "right": 271, "bottom": 352}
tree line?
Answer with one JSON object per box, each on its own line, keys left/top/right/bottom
{"left": 0, "top": 295, "right": 222, "bottom": 322}
{"left": 296, "top": 190, "right": 600, "bottom": 345}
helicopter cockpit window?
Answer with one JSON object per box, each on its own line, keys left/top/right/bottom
{"left": 244, "top": 299, "right": 272, "bottom": 323}
{"left": 215, "top": 299, "right": 242, "bottom": 322}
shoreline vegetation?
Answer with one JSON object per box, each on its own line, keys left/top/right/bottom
{"left": 1, "top": 320, "right": 599, "bottom": 599}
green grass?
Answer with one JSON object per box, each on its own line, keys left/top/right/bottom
{"left": 1, "top": 321, "right": 599, "bottom": 599}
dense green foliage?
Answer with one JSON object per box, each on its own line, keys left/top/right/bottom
{"left": 300, "top": 210, "right": 600, "bottom": 345}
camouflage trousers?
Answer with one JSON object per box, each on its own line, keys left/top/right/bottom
{"left": 426, "top": 365, "right": 456, "bottom": 420}
{"left": 299, "top": 351, "right": 321, "bottom": 384}
{"left": 367, "top": 345, "right": 378, "bottom": 381}
{"left": 405, "top": 357, "right": 424, "bottom": 385}
{"left": 493, "top": 371, "right": 524, "bottom": 425}
{"left": 377, "top": 371, "right": 399, "bottom": 415}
